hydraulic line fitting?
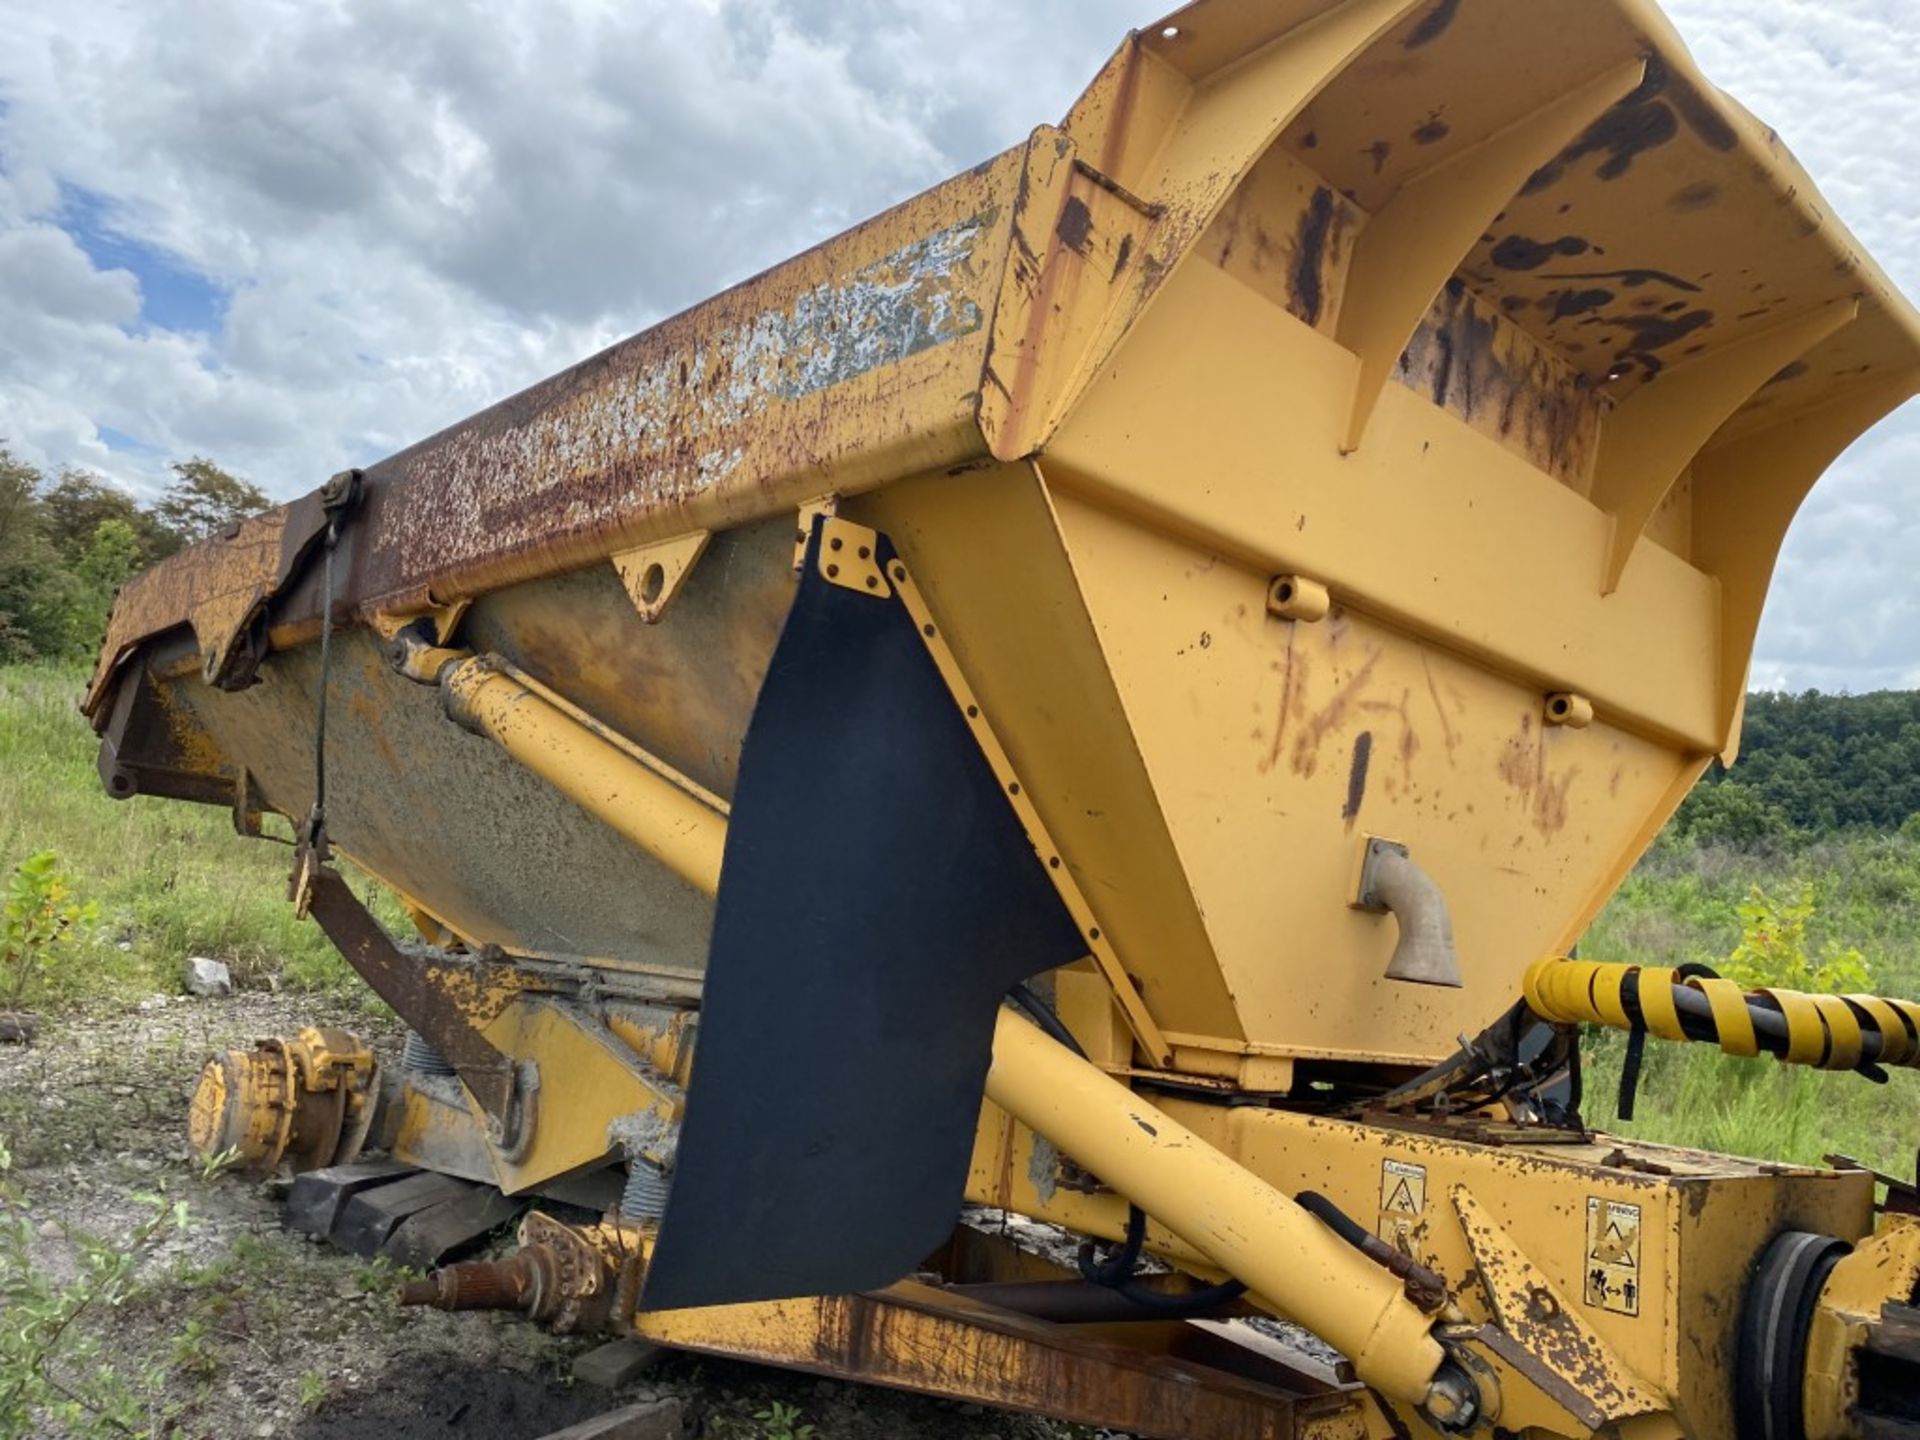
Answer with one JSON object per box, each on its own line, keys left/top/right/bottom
{"left": 401, "top": 1212, "right": 641, "bottom": 1334}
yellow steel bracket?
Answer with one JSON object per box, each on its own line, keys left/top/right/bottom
{"left": 824, "top": 520, "right": 1174, "bottom": 1068}
{"left": 793, "top": 494, "right": 840, "bottom": 573}
{"left": 370, "top": 598, "right": 471, "bottom": 646}
{"left": 1448, "top": 1187, "right": 1667, "bottom": 1435}
{"left": 1338, "top": 59, "right": 1647, "bottom": 453}
{"left": 1592, "top": 298, "right": 1860, "bottom": 595}
{"left": 815, "top": 516, "right": 892, "bottom": 597}
{"left": 612, "top": 530, "right": 712, "bottom": 624}
{"left": 983, "top": 0, "right": 1430, "bottom": 464}
{"left": 1692, "top": 368, "right": 1920, "bottom": 744}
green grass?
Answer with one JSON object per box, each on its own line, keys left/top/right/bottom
{"left": 0, "top": 662, "right": 365, "bottom": 1009}
{"left": 1579, "top": 831, "right": 1920, "bottom": 1176}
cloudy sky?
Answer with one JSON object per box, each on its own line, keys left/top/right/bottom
{"left": 0, "top": 0, "right": 1914, "bottom": 692}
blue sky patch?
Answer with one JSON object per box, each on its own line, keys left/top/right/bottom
{"left": 58, "top": 183, "right": 228, "bottom": 335}
{"left": 97, "top": 426, "right": 158, "bottom": 456}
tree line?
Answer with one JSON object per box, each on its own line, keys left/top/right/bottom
{"left": 0, "top": 446, "right": 268, "bottom": 663}
{"left": 1678, "top": 690, "right": 1920, "bottom": 842}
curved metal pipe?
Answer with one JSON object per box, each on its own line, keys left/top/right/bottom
{"left": 1360, "top": 841, "right": 1463, "bottom": 988}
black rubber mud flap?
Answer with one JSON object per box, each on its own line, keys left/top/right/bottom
{"left": 641, "top": 524, "right": 1085, "bottom": 1311}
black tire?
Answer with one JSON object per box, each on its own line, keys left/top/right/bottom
{"left": 1735, "top": 1230, "right": 1851, "bottom": 1440}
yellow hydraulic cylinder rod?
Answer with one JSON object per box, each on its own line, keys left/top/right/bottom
{"left": 1525, "top": 957, "right": 1920, "bottom": 1073}
{"left": 985, "top": 1008, "right": 1451, "bottom": 1409}
{"left": 404, "top": 636, "right": 1459, "bottom": 1411}
{"left": 433, "top": 650, "right": 727, "bottom": 897}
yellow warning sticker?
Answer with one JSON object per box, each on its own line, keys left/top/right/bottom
{"left": 1585, "top": 1197, "right": 1642, "bottom": 1317}
{"left": 1377, "top": 1159, "right": 1426, "bottom": 1254}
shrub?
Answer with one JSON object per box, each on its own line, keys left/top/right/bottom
{"left": 2, "top": 851, "right": 96, "bottom": 1013}
{"left": 1721, "top": 882, "right": 1872, "bottom": 994}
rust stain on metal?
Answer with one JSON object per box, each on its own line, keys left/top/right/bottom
{"left": 1490, "top": 235, "right": 1591, "bottom": 272}
{"left": 1534, "top": 764, "right": 1579, "bottom": 839}
{"left": 1451, "top": 1188, "right": 1664, "bottom": 1428}
{"left": 1524, "top": 56, "right": 1737, "bottom": 198}
{"left": 1395, "top": 695, "right": 1420, "bottom": 791}
{"left": 302, "top": 866, "right": 520, "bottom": 1122}
{"left": 1057, "top": 195, "right": 1095, "bottom": 255}
{"left": 1200, "top": 154, "right": 1359, "bottom": 339}
{"left": 1496, "top": 712, "right": 1580, "bottom": 837}
{"left": 1396, "top": 283, "right": 1601, "bottom": 486}
{"left": 1497, "top": 712, "right": 1539, "bottom": 803}
{"left": 1667, "top": 180, "right": 1721, "bottom": 213}
{"left": 1419, "top": 656, "right": 1459, "bottom": 768}
{"left": 1290, "top": 188, "right": 1339, "bottom": 329}
{"left": 388, "top": 207, "right": 996, "bottom": 584}
{"left": 86, "top": 496, "right": 328, "bottom": 719}
{"left": 672, "top": 1285, "right": 1340, "bottom": 1440}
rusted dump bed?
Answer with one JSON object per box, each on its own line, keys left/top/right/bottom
{"left": 90, "top": 0, "right": 1918, "bottom": 1073}
{"left": 89, "top": 6, "right": 1920, "bottom": 1435}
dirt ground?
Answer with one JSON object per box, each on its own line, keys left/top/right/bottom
{"left": 0, "top": 992, "right": 1097, "bottom": 1440}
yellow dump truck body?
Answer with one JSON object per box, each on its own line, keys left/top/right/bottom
{"left": 86, "top": 2, "right": 1920, "bottom": 1436}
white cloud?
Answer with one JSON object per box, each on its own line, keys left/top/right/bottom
{"left": 0, "top": 0, "right": 1131, "bottom": 497}
{"left": 0, "top": 223, "right": 139, "bottom": 326}
{"left": 1663, "top": 0, "right": 1920, "bottom": 694}
{"left": 0, "top": 0, "right": 1914, "bottom": 693}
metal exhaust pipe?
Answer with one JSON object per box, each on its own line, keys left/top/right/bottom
{"left": 1358, "top": 840, "right": 1463, "bottom": 989}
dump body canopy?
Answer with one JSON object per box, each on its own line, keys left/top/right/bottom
{"left": 89, "top": 0, "right": 1920, "bottom": 1072}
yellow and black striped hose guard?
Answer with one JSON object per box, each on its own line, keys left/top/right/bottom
{"left": 1523, "top": 957, "right": 1920, "bottom": 1074}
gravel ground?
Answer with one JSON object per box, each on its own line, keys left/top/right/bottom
{"left": 0, "top": 991, "right": 1106, "bottom": 1440}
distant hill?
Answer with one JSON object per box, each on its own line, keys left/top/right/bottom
{"left": 1679, "top": 691, "right": 1920, "bottom": 842}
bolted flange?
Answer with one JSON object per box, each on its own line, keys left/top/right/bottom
{"left": 187, "top": 1025, "right": 379, "bottom": 1175}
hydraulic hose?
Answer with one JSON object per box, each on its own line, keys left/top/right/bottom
{"left": 1295, "top": 1192, "right": 1449, "bottom": 1313}
{"left": 1524, "top": 957, "right": 1920, "bottom": 1074}
{"left": 1076, "top": 1203, "right": 1249, "bottom": 1315}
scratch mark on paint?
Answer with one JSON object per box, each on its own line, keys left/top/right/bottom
{"left": 1420, "top": 655, "right": 1458, "bottom": 768}
{"left": 1260, "top": 626, "right": 1303, "bottom": 775}
{"left": 1293, "top": 649, "right": 1381, "bottom": 779}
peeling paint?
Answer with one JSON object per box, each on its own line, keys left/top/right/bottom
{"left": 376, "top": 202, "right": 1003, "bottom": 594}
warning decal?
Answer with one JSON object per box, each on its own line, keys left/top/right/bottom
{"left": 1584, "top": 1197, "right": 1642, "bottom": 1317}
{"left": 1377, "top": 1159, "right": 1427, "bottom": 1254}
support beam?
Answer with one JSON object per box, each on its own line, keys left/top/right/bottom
{"left": 1140, "top": 0, "right": 1425, "bottom": 251}
{"left": 1691, "top": 370, "right": 1919, "bottom": 740}
{"left": 1003, "top": 0, "right": 1426, "bottom": 461}
{"left": 1593, "top": 298, "right": 1859, "bottom": 594}
{"left": 638, "top": 1280, "right": 1360, "bottom": 1440}
{"left": 1339, "top": 60, "right": 1647, "bottom": 452}
{"left": 303, "top": 866, "right": 521, "bottom": 1126}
